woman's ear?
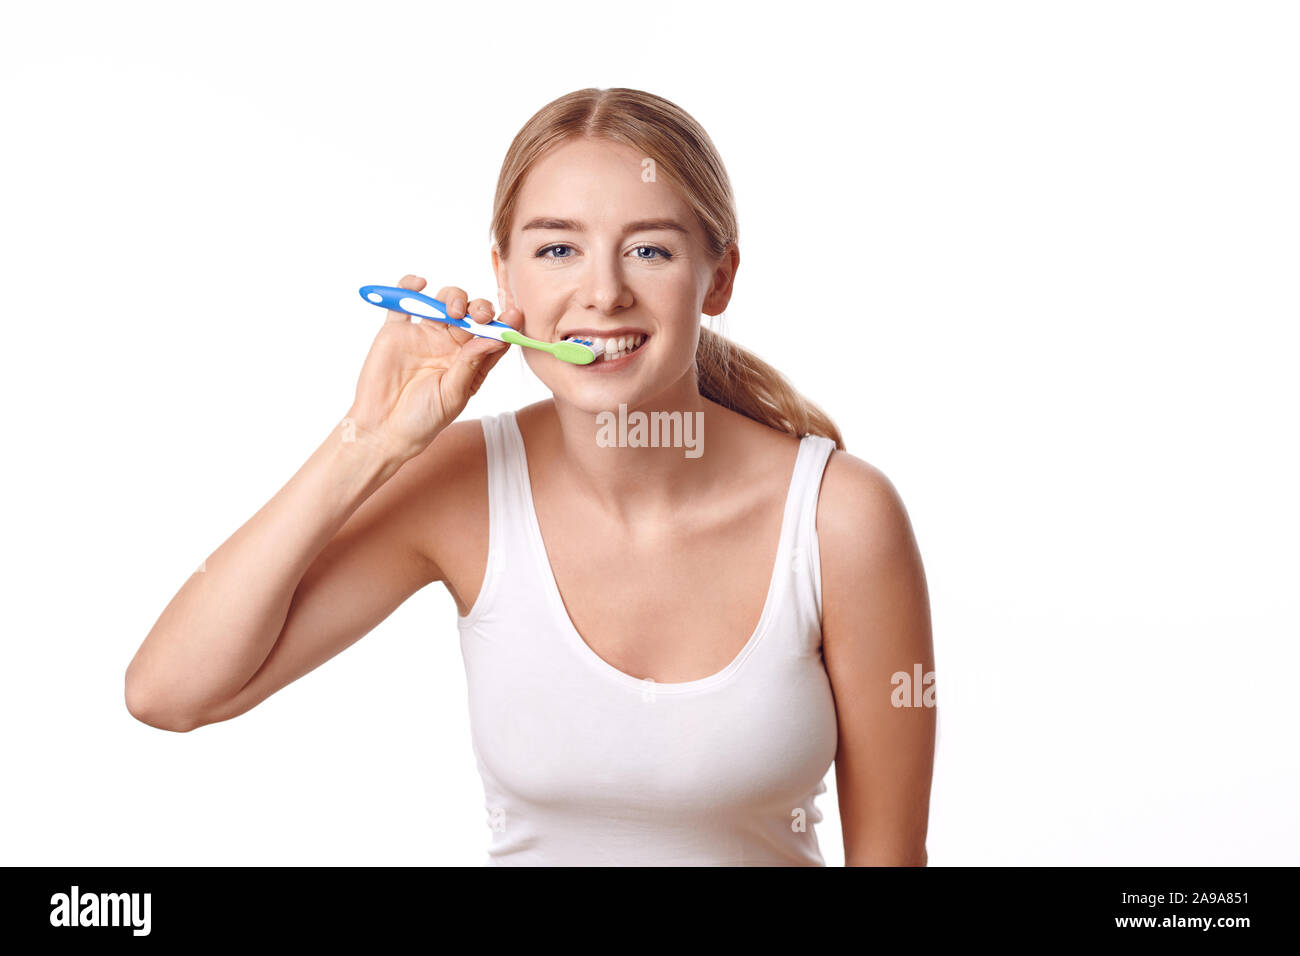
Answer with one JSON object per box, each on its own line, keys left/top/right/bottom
{"left": 702, "top": 242, "right": 740, "bottom": 316}
{"left": 490, "top": 244, "right": 514, "bottom": 311}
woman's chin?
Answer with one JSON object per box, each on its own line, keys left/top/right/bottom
{"left": 556, "top": 384, "right": 651, "bottom": 417}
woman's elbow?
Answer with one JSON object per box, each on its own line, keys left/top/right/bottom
{"left": 124, "top": 669, "right": 199, "bottom": 733}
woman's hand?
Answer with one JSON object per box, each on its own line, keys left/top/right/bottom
{"left": 345, "top": 275, "right": 520, "bottom": 462}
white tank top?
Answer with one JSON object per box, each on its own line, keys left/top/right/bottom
{"left": 456, "top": 409, "right": 840, "bottom": 865}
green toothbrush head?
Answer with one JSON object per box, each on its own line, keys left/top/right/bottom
{"left": 497, "top": 328, "right": 604, "bottom": 365}
{"left": 550, "top": 337, "right": 603, "bottom": 365}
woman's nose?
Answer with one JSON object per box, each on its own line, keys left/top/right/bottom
{"left": 578, "top": 256, "right": 634, "bottom": 314}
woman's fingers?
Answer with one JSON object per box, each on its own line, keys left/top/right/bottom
{"left": 432, "top": 286, "right": 475, "bottom": 345}
{"left": 385, "top": 274, "right": 426, "bottom": 324}
{"left": 445, "top": 300, "right": 522, "bottom": 397}
{"left": 424, "top": 285, "right": 522, "bottom": 357}
{"left": 436, "top": 286, "right": 469, "bottom": 318}
{"left": 465, "top": 298, "right": 495, "bottom": 322}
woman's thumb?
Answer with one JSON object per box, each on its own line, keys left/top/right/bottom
{"left": 442, "top": 305, "right": 521, "bottom": 403}
{"left": 442, "top": 337, "right": 506, "bottom": 404}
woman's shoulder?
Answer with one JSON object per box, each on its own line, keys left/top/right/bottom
{"left": 404, "top": 415, "right": 488, "bottom": 484}
{"left": 388, "top": 415, "right": 493, "bottom": 605}
{"left": 716, "top": 411, "right": 902, "bottom": 552}
{"left": 401, "top": 401, "right": 552, "bottom": 515}
{"left": 816, "top": 444, "right": 920, "bottom": 579}
{"left": 388, "top": 416, "right": 492, "bottom": 550}
{"left": 405, "top": 397, "right": 546, "bottom": 469}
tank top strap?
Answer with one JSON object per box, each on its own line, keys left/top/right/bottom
{"left": 787, "top": 434, "right": 838, "bottom": 624}
{"left": 460, "top": 410, "right": 534, "bottom": 627}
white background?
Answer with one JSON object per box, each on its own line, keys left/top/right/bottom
{"left": 1, "top": 0, "right": 1296, "bottom": 866}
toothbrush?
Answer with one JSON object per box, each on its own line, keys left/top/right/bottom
{"left": 358, "top": 284, "right": 605, "bottom": 365}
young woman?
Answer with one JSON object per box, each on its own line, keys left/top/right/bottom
{"left": 126, "top": 88, "right": 936, "bottom": 866}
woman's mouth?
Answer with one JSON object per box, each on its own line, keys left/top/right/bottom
{"left": 560, "top": 332, "right": 649, "bottom": 369}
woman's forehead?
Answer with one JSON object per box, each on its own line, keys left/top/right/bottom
{"left": 514, "top": 141, "right": 694, "bottom": 233}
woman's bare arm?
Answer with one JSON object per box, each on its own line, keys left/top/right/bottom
{"left": 125, "top": 419, "right": 431, "bottom": 732}
{"left": 819, "top": 452, "right": 936, "bottom": 866}
{"left": 129, "top": 418, "right": 485, "bottom": 732}
{"left": 125, "top": 276, "right": 514, "bottom": 733}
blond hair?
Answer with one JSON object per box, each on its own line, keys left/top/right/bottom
{"left": 490, "top": 87, "right": 845, "bottom": 450}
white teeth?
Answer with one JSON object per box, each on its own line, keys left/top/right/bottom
{"left": 562, "top": 333, "right": 646, "bottom": 362}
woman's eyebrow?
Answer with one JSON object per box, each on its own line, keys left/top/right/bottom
{"left": 520, "top": 217, "right": 689, "bottom": 235}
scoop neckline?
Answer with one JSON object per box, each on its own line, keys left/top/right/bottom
{"left": 506, "top": 409, "right": 807, "bottom": 695}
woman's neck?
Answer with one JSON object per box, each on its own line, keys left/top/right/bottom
{"left": 527, "top": 380, "right": 749, "bottom": 526}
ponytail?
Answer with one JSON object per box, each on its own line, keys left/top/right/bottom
{"left": 696, "top": 325, "right": 845, "bottom": 450}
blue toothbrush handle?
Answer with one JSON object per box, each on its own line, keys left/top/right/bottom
{"left": 357, "top": 284, "right": 514, "bottom": 336}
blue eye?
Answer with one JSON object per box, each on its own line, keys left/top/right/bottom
{"left": 536, "top": 244, "right": 575, "bottom": 260}
{"left": 633, "top": 245, "right": 673, "bottom": 261}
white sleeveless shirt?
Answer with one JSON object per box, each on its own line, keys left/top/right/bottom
{"left": 456, "top": 409, "right": 840, "bottom": 866}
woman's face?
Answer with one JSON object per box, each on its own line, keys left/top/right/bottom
{"left": 492, "top": 137, "right": 735, "bottom": 413}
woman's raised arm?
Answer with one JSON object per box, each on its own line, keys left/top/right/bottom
{"left": 125, "top": 276, "right": 515, "bottom": 732}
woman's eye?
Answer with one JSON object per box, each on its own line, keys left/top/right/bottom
{"left": 633, "top": 245, "right": 673, "bottom": 261}
{"left": 536, "top": 244, "right": 574, "bottom": 260}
